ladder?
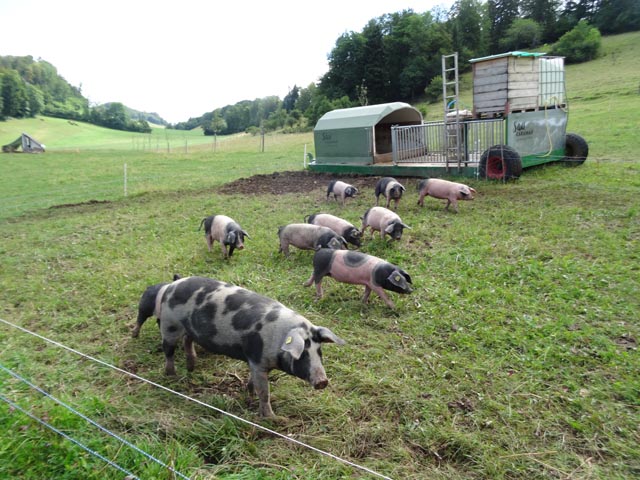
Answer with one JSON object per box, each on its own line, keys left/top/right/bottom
{"left": 442, "top": 53, "right": 462, "bottom": 171}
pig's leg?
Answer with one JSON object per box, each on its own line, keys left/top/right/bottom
{"left": 303, "top": 273, "right": 315, "bottom": 287}
{"left": 184, "top": 335, "right": 197, "bottom": 372}
{"left": 444, "top": 199, "right": 451, "bottom": 211}
{"left": 373, "top": 287, "right": 396, "bottom": 308}
{"left": 451, "top": 199, "right": 459, "bottom": 213}
{"left": 314, "top": 279, "right": 324, "bottom": 299}
{"left": 220, "top": 242, "right": 228, "bottom": 258}
{"left": 206, "top": 234, "right": 213, "bottom": 252}
{"left": 279, "top": 242, "right": 290, "bottom": 258}
{"left": 163, "top": 339, "right": 177, "bottom": 376}
{"left": 393, "top": 198, "right": 399, "bottom": 211}
{"left": 385, "top": 197, "right": 391, "bottom": 209}
{"left": 249, "top": 366, "right": 275, "bottom": 417}
{"left": 362, "top": 286, "right": 372, "bottom": 304}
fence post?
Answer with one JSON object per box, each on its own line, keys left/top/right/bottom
{"left": 124, "top": 163, "right": 127, "bottom": 197}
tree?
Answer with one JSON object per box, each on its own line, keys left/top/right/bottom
{"left": 499, "top": 18, "right": 543, "bottom": 50}
{"left": 550, "top": 20, "right": 601, "bottom": 63}
{"left": 103, "top": 102, "right": 127, "bottom": 130}
{"left": 282, "top": 85, "right": 299, "bottom": 112}
{"left": 361, "top": 19, "right": 389, "bottom": 103}
{"left": 520, "top": 0, "right": 561, "bottom": 42}
{"left": 449, "top": 0, "right": 486, "bottom": 63}
{"left": 319, "top": 31, "right": 365, "bottom": 100}
{"left": 0, "top": 69, "right": 29, "bottom": 117}
{"left": 487, "top": 0, "right": 520, "bottom": 53}
{"left": 593, "top": 0, "right": 640, "bottom": 34}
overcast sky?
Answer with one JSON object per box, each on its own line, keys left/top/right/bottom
{"left": 1, "top": 0, "right": 454, "bottom": 124}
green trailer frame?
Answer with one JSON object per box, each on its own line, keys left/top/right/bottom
{"left": 308, "top": 52, "right": 588, "bottom": 180}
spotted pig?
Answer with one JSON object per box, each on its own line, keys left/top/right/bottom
{"left": 131, "top": 274, "right": 181, "bottom": 338}
{"left": 156, "top": 276, "right": 345, "bottom": 417}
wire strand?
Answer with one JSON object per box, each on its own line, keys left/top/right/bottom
{"left": 0, "top": 317, "right": 393, "bottom": 480}
{"left": 0, "top": 392, "right": 139, "bottom": 480}
{"left": 0, "top": 363, "right": 190, "bottom": 479}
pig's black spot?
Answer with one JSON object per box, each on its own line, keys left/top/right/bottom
{"left": 167, "top": 325, "right": 179, "bottom": 333}
{"left": 224, "top": 290, "right": 251, "bottom": 313}
{"left": 244, "top": 332, "right": 264, "bottom": 364}
{"left": 197, "top": 340, "right": 246, "bottom": 361}
{"left": 195, "top": 290, "right": 208, "bottom": 306}
{"left": 264, "top": 307, "right": 282, "bottom": 323}
{"left": 189, "top": 302, "right": 218, "bottom": 337}
{"left": 254, "top": 322, "right": 263, "bottom": 331}
{"left": 344, "top": 251, "right": 368, "bottom": 267}
{"left": 231, "top": 309, "right": 255, "bottom": 330}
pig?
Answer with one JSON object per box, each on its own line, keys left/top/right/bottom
{"left": 131, "top": 274, "right": 181, "bottom": 338}
{"left": 155, "top": 276, "right": 346, "bottom": 417}
{"left": 277, "top": 223, "right": 347, "bottom": 257}
{"left": 305, "top": 213, "right": 362, "bottom": 248}
{"left": 361, "top": 206, "right": 410, "bottom": 241}
{"left": 326, "top": 180, "right": 358, "bottom": 205}
{"left": 417, "top": 178, "right": 477, "bottom": 213}
{"left": 304, "top": 249, "right": 413, "bottom": 308}
{"left": 374, "top": 177, "right": 406, "bottom": 210}
{"left": 199, "top": 214, "right": 250, "bottom": 258}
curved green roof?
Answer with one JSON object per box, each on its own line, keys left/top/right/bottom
{"left": 314, "top": 102, "right": 422, "bottom": 130}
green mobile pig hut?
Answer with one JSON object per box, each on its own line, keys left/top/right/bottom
{"left": 312, "top": 102, "right": 423, "bottom": 167}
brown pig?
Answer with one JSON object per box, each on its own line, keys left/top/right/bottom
{"left": 417, "top": 178, "right": 477, "bottom": 213}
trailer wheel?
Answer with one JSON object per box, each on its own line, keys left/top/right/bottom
{"left": 479, "top": 145, "right": 522, "bottom": 180}
{"left": 564, "top": 133, "right": 589, "bottom": 166}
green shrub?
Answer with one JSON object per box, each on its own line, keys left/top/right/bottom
{"left": 550, "top": 20, "right": 602, "bottom": 63}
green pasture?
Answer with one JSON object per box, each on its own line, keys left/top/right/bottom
{"left": 0, "top": 33, "right": 638, "bottom": 479}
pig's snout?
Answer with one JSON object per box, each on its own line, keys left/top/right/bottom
{"left": 313, "top": 378, "right": 329, "bottom": 390}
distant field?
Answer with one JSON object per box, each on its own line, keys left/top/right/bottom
{"left": 0, "top": 32, "right": 638, "bottom": 480}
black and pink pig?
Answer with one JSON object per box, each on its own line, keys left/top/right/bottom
{"left": 304, "top": 249, "right": 413, "bottom": 308}
{"left": 361, "top": 206, "right": 411, "bottom": 241}
{"left": 374, "top": 177, "right": 406, "bottom": 210}
{"left": 305, "top": 213, "right": 362, "bottom": 248}
{"left": 326, "top": 180, "right": 358, "bottom": 205}
{"left": 131, "top": 274, "right": 181, "bottom": 338}
{"left": 278, "top": 223, "right": 347, "bottom": 257}
{"left": 199, "top": 214, "right": 250, "bottom": 258}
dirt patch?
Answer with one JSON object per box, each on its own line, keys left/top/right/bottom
{"left": 219, "top": 170, "right": 417, "bottom": 195}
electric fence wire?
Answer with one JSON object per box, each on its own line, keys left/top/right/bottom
{"left": 0, "top": 363, "right": 189, "bottom": 479}
{"left": 0, "top": 317, "right": 393, "bottom": 480}
{"left": 0, "top": 392, "right": 139, "bottom": 480}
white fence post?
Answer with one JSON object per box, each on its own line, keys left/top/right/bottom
{"left": 124, "top": 163, "right": 127, "bottom": 197}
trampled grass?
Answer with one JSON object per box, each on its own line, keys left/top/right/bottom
{"left": 0, "top": 32, "right": 639, "bottom": 480}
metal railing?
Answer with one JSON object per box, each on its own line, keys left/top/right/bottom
{"left": 391, "top": 118, "right": 505, "bottom": 168}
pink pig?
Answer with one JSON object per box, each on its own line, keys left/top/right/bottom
{"left": 417, "top": 178, "right": 477, "bottom": 213}
{"left": 303, "top": 249, "right": 412, "bottom": 308}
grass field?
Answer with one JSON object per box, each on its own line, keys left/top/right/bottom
{"left": 0, "top": 33, "right": 639, "bottom": 479}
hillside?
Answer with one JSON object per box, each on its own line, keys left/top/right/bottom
{"left": 2, "top": 32, "right": 638, "bottom": 160}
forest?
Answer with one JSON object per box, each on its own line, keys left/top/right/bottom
{"left": 1, "top": 0, "right": 637, "bottom": 134}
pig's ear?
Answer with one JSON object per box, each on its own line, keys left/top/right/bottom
{"left": 242, "top": 230, "right": 250, "bottom": 239}
{"left": 315, "top": 327, "right": 346, "bottom": 345}
{"left": 401, "top": 222, "right": 412, "bottom": 229}
{"left": 469, "top": 187, "right": 477, "bottom": 194}
{"left": 384, "top": 223, "right": 395, "bottom": 234}
{"left": 400, "top": 270, "right": 412, "bottom": 284}
{"left": 281, "top": 328, "right": 306, "bottom": 359}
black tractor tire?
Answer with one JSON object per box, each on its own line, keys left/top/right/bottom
{"left": 479, "top": 145, "right": 522, "bottom": 180}
{"left": 564, "top": 133, "right": 589, "bottom": 166}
